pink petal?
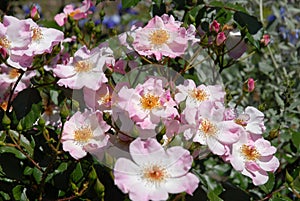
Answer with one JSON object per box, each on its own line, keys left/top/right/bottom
{"left": 130, "top": 138, "right": 165, "bottom": 165}
{"left": 164, "top": 173, "right": 199, "bottom": 195}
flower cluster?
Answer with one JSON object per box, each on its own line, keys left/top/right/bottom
{"left": 50, "top": 14, "right": 280, "bottom": 200}
{"left": 0, "top": 10, "right": 280, "bottom": 200}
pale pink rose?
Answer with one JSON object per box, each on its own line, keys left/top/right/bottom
{"left": 61, "top": 110, "right": 110, "bottom": 160}
{"left": 183, "top": 101, "right": 241, "bottom": 155}
{"left": 234, "top": 106, "right": 266, "bottom": 135}
{"left": 210, "top": 20, "right": 220, "bottom": 33}
{"left": 223, "top": 107, "right": 237, "bottom": 121}
{"left": 225, "top": 30, "right": 247, "bottom": 59}
{"left": 132, "top": 14, "right": 197, "bottom": 60}
{"left": 114, "top": 138, "right": 199, "bottom": 201}
{"left": 175, "top": 79, "right": 225, "bottom": 109}
{"left": 216, "top": 31, "right": 226, "bottom": 46}
{"left": 1, "top": 16, "right": 32, "bottom": 50}
{"left": 53, "top": 45, "right": 114, "bottom": 90}
{"left": 83, "top": 84, "right": 113, "bottom": 112}
{"left": 12, "top": 18, "right": 64, "bottom": 57}
{"left": 0, "top": 64, "right": 35, "bottom": 93}
{"left": 115, "top": 77, "right": 178, "bottom": 130}
{"left": 0, "top": 16, "right": 32, "bottom": 69}
{"left": 226, "top": 132, "right": 279, "bottom": 185}
{"left": 54, "top": 0, "right": 93, "bottom": 26}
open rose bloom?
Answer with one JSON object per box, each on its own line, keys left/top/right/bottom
{"left": 61, "top": 110, "right": 110, "bottom": 160}
{"left": 114, "top": 138, "right": 199, "bottom": 201}
{"left": 132, "top": 14, "right": 198, "bottom": 60}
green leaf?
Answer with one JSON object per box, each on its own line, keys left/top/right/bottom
{"left": 33, "top": 167, "right": 43, "bottom": 184}
{"left": 208, "top": 190, "right": 223, "bottom": 201}
{"left": 0, "top": 191, "right": 10, "bottom": 200}
{"left": 19, "top": 103, "right": 42, "bottom": 131}
{"left": 259, "top": 173, "right": 275, "bottom": 193}
{"left": 234, "top": 11, "right": 262, "bottom": 34}
{"left": 0, "top": 146, "right": 26, "bottom": 159}
{"left": 12, "top": 185, "right": 26, "bottom": 201}
{"left": 122, "top": 0, "right": 140, "bottom": 9}
{"left": 12, "top": 88, "right": 41, "bottom": 120}
{"left": 71, "top": 162, "right": 83, "bottom": 183}
{"left": 291, "top": 131, "right": 300, "bottom": 151}
{"left": 24, "top": 166, "right": 33, "bottom": 176}
{"left": 9, "top": 130, "right": 34, "bottom": 157}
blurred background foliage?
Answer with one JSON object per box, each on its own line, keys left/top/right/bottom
{"left": 0, "top": 0, "right": 299, "bottom": 200}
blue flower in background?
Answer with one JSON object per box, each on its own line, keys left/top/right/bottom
{"left": 103, "top": 14, "right": 121, "bottom": 29}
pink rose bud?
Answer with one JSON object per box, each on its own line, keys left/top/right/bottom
{"left": 247, "top": 78, "right": 255, "bottom": 92}
{"left": 216, "top": 32, "right": 226, "bottom": 46}
{"left": 210, "top": 20, "right": 220, "bottom": 33}
{"left": 260, "top": 34, "right": 270, "bottom": 46}
{"left": 30, "top": 5, "right": 40, "bottom": 21}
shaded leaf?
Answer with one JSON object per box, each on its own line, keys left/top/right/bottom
{"left": 291, "top": 131, "right": 300, "bottom": 151}
{"left": 9, "top": 130, "right": 34, "bottom": 157}
{"left": 234, "top": 11, "right": 262, "bottom": 34}
{"left": 33, "top": 167, "right": 43, "bottom": 184}
{"left": 11, "top": 88, "right": 41, "bottom": 120}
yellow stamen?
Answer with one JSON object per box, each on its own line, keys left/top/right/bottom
{"left": 74, "top": 126, "right": 93, "bottom": 143}
{"left": 143, "top": 165, "right": 167, "bottom": 184}
{"left": 32, "top": 27, "right": 43, "bottom": 41}
{"left": 200, "top": 119, "right": 217, "bottom": 136}
{"left": 140, "top": 94, "right": 160, "bottom": 110}
{"left": 191, "top": 88, "right": 208, "bottom": 102}
{"left": 149, "top": 29, "right": 170, "bottom": 46}
{"left": 9, "top": 69, "right": 20, "bottom": 79}
{"left": 241, "top": 144, "right": 260, "bottom": 161}
{"left": 0, "top": 36, "right": 11, "bottom": 48}
{"left": 74, "top": 60, "right": 92, "bottom": 73}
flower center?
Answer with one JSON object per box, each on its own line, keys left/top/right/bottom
{"left": 140, "top": 94, "right": 160, "bottom": 110}
{"left": 74, "top": 60, "right": 92, "bottom": 73}
{"left": 9, "top": 69, "right": 20, "bottom": 79}
{"left": 241, "top": 144, "right": 261, "bottom": 161}
{"left": 149, "top": 29, "right": 170, "bottom": 46}
{"left": 74, "top": 126, "right": 93, "bottom": 143}
{"left": 0, "top": 36, "right": 11, "bottom": 48}
{"left": 32, "top": 27, "right": 43, "bottom": 41}
{"left": 235, "top": 118, "right": 247, "bottom": 127}
{"left": 200, "top": 119, "right": 217, "bottom": 136}
{"left": 191, "top": 88, "right": 208, "bottom": 102}
{"left": 69, "top": 9, "right": 81, "bottom": 18}
{"left": 0, "top": 101, "right": 8, "bottom": 111}
{"left": 143, "top": 165, "right": 167, "bottom": 184}
{"left": 99, "top": 94, "right": 111, "bottom": 105}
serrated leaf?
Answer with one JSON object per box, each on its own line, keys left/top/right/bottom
{"left": 234, "top": 11, "right": 262, "bottom": 34}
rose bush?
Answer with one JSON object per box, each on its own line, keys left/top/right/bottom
{"left": 0, "top": 0, "right": 299, "bottom": 200}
